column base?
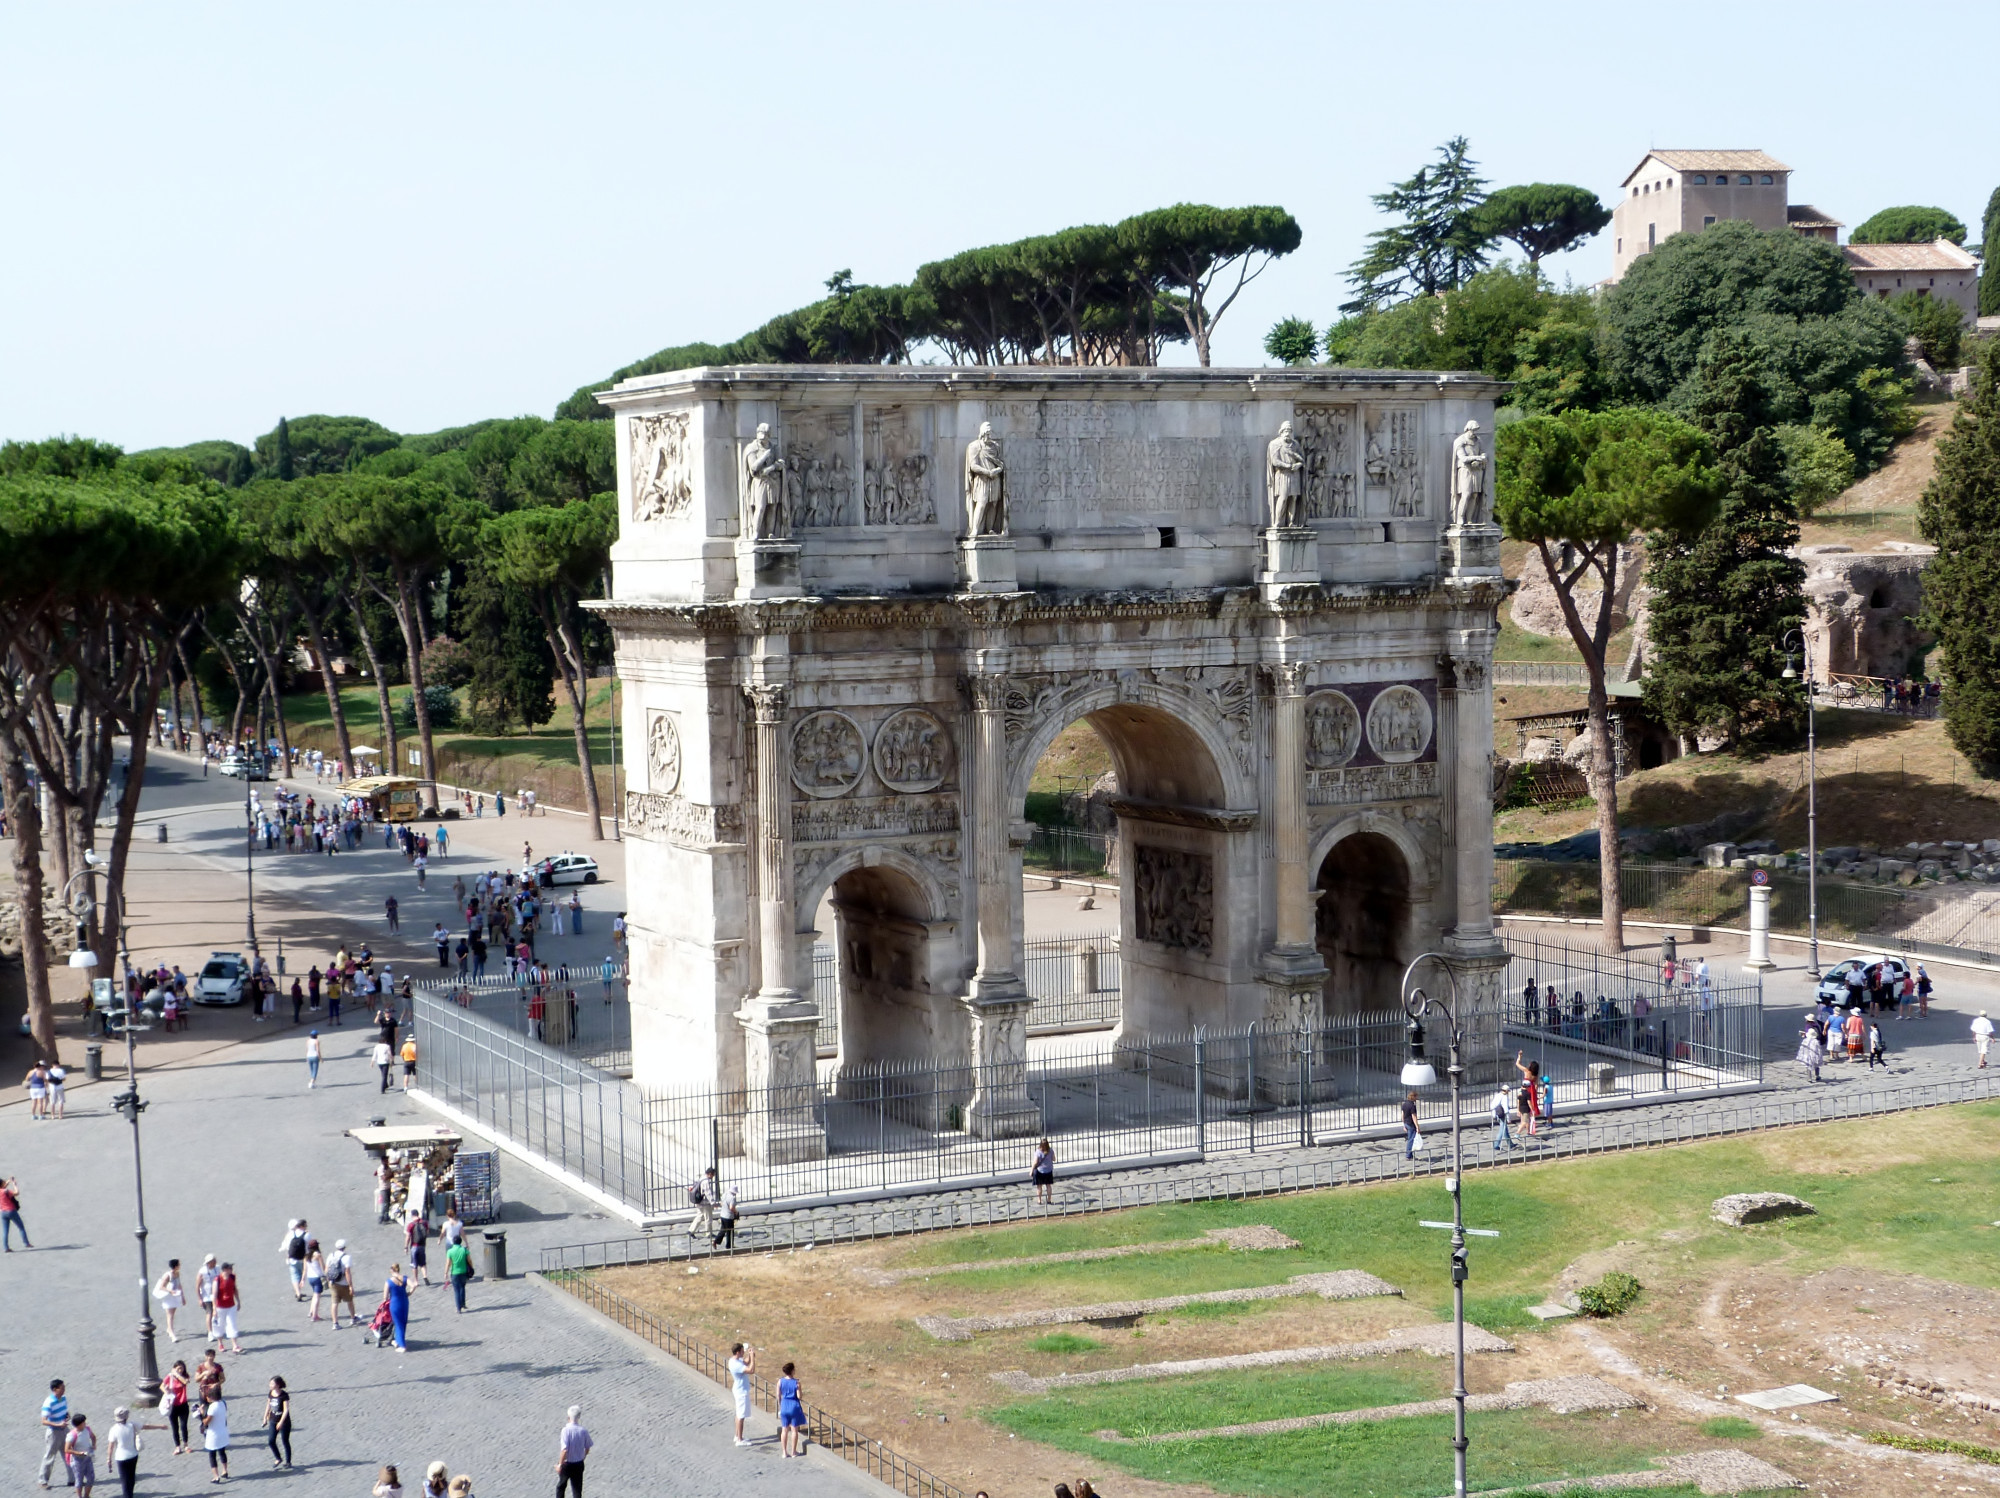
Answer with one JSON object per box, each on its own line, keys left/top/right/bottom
{"left": 1438, "top": 938, "right": 1510, "bottom": 1086}
{"left": 736, "top": 990, "right": 827, "bottom": 1164}
{"left": 735, "top": 539, "right": 804, "bottom": 599}
{"left": 960, "top": 989, "right": 1041, "bottom": 1140}
{"left": 1256, "top": 947, "right": 1331, "bottom": 1105}
{"left": 1442, "top": 522, "right": 1502, "bottom": 578}
{"left": 1257, "top": 527, "right": 1320, "bottom": 598}
{"left": 958, "top": 535, "right": 1018, "bottom": 593}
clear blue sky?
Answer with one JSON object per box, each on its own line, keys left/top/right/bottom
{"left": 4, "top": 1, "right": 1993, "bottom": 452}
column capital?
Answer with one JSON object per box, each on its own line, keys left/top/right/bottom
{"left": 1261, "top": 661, "right": 1313, "bottom": 698}
{"left": 959, "top": 671, "right": 1011, "bottom": 714}
{"left": 745, "top": 682, "right": 790, "bottom": 723}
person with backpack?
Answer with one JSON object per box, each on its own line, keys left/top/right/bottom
{"left": 326, "top": 1240, "right": 356, "bottom": 1328}
{"left": 689, "top": 1168, "right": 718, "bottom": 1241}
{"left": 281, "top": 1220, "right": 309, "bottom": 1301}
{"left": 1490, "top": 1087, "right": 1515, "bottom": 1152}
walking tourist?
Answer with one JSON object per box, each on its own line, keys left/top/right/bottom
{"left": 373, "top": 1465, "right": 403, "bottom": 1498}
{"left": 1490, "top": 1087, "right": 1515, "bottom": 1151}
{"left": 1401, "top": 1090, "right": 1421, "bottom": 1158}
{"left": 1974, "top": 1010, "right": 1994, "bottom": 1068}
{"left": 1844, "top": 1006, "right": 1865, "bottom": 1060}
{"left": 1031, "top": 1138, "right": 1056, "bottom": 1204}
{"left": 1867, "top": 1021, "right": 1887, "bottom": 1070}
{"left": 162, "top": 1362, "right": 192, "bottom": 1453}
{"left": 446, "top": 1231, "right": 473, "bottom": 1313}
{"left": 1796, "top": 1015, "right": 1824, "bottom": 1083}
{"left": 105, "top": 1407, "right": 141, "bottom": 1498}
{"left": 385, "top": 1262, "right": 411, "bottom": 1351}
{"left": 385, "top": 895, "right": 400, "bottom": 933}
{"left": 373, "top": 1038, "right": 394, "bottom": 1093}
{"left": 39, "top": 1377, "right": 70, "bottom": 1488}
{"left": 400, "top": 1036, "right": 418, "bottom": 1090}
{"left": 712, "top": 1182, "right": 739, "bottom": 1251}
{"left": 1513, "top": 1052, "right": 1541, "bottom": 1138}
{"left": 259, "top": 1377, "right": 293, "bottom": 1469}
{"left": 199, "top": 1394, "right": 230, "bottom": 1483}
{"left": 555, "top": 1406, "right": 592, "bottom": 1496}
{"left": 213, "top": 1262, "right": 244, "bottom": 1352}
{"left": 304, "top": 1241, "right": 327, "bottom": 1321}
{"left": 152, "top": 1258, "right": 185, "bottom": 1339}
{"left": 778, "top": 1362, "right": 807, "bottom": 1456}
{"left": 405, "top": 1212, "right": 431, "bottom": 1287}
{"left": 690, "top": 1168, "right": 718, "bottom": 1240}
{"left": 728, "top": 1344, "right": 756, "bottom": 1446}
{"left": 196, "top": 1255, "right": 220, "bottom": 1338}
{"left": 423, "top": 1460, "right": 448, "bottom": 1497}
{"left": 327, "top": 1240, "right": 357, "bottom": 1328}
{"left": 1, "top": 1173, "right": 29, "bottom": 1249}
{"left": 194, "top": 1349, "right": 224, "bottom": 1409}
{"left": 26, "top": 1060, "right": 49, "bottom": 1121}
{"left": 1917, "top": 964, "right": 1932, "bottom": 1016}
{"left": 281, "top": 1219, "right": 309, "bottom": 1300}
{"left": 305, "top": 1030, "right": 321, "bottom": 1088}
{"left": 64, "top": 1412, "right": 97, "bottom": 1497}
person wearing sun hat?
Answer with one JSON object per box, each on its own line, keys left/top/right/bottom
{"left": 1973, "top": 1009, "right": 1994, "bottom": 1068}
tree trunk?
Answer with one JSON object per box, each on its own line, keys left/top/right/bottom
{"left": 100, "top": 670, "right": 167, "bottom": 975}
{"left": 542, "top": 599, "right": 604, "bottom": 840}
{"left": 292, "top": 583, "right": 354, "bottom": 772}
{"left": 0, "top": 737, "right": 57, "bottom": 1061}
{"left": 178, "top": 637, "right": 208, "bottom": 757}
{"left": 386, "top": 568, "right": 439, "bottom": 812}
{"left": 237, "top": 604, "right": 293, "bottom": 773}
{"left": 344, "top": 590, "right": 398, "bottom": 771}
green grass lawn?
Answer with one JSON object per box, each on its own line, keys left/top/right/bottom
{"left": 886, "top": 1102, "right": 2000, "bottom": 1318}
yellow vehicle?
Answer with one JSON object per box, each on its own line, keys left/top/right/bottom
{"left": 343, "top": 775, "right": 429, "bottom": 823}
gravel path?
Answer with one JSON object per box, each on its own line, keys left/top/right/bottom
{"left": 914, "top": 1269, "right": 1399, "bottom": 1341}
{"left": 991, "top": 1320, "right": 1514, "bottom": 1393}
{"left": 1478, "top": 1449, "right": 1803, "bottom": 1494}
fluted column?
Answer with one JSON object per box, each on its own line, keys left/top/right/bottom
{"left": 1270, "top": 662, "right": 1313, "bottom": 951}
{"left": 959, "top": 672, "right": 1038, "bottom": 1138}
{"left": 736, "top": 681, "right": 825, "bottom": 1163}
{"left": 1449, "top": 656, "right": 1497, "bottom": 948}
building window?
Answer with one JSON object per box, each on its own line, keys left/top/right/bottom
{"left": 1692, "top": 174, "right": 1707, "bottom": 185}
{"left": 1738, "top": 174, "right": 1752, "bottom": 185}
{"left": 1616, "top": 237, "right": 1622, "bottom": 254}
{"left": 1703, "top": 216, "right": 1716, "bottom": 228}
{"left": 1759, "top": 174, "right": 1773, "bottom": 184}
{"left": 1666, "top": 179, "right": 1673, "bottom": 189}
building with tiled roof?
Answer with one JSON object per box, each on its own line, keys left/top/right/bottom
{"left": 1612, "top": 150, "right": 1795, "bottom": 280}
{"left": 1844, "top": 240, "right": 1980, "bottom": 320}
{"left": 1786, "top": 205, "right": 1844, "bottom": 243}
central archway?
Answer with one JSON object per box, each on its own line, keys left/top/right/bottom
{"left": 1314, "top": 830, "right": 1414, "bottom": 1018}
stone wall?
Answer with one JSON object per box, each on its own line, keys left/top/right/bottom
{"left": 1799, "top": 544, "right": 1934, "bottom": 680}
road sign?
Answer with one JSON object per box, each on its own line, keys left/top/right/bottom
{"left": 1750, "top": 869, "right": 1769, "bottom": 886}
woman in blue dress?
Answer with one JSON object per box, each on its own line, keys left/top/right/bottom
{"left": 778, "top": 1362, "right": 807, "bottom": 1457}
{"left": 385, "top": 1263, "right": 411, "bottom": 1352}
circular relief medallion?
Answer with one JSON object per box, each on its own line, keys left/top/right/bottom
{"left": 872, "top": 708, "right": 951, "bottom": 793}
{"left": 646, "top": 711, "right": 682, "bottom": 795}
{"left": 1366, "top": 684, "right": 1433, "bottom": 764}
{"left": 790, "top": 710, "right": 866, "bottom": 798}
{"left": 1301, "top": 690, "right": 1361, "bottom": 769}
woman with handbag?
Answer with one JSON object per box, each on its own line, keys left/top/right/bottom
{"left": 152, "top": 1259, "right": 186, "bottom": 1341}
{"left": 161, "top": 1362, "right": 192, "bottom": 1454}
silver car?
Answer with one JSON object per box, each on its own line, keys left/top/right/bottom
{"left": 1814, "top": 955, "right": 1907, "bottom": 1005}
{"left": 193, "top": 952, "right": 249, "bottom": 1006}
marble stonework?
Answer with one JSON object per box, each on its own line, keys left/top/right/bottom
{"left": 590, "top": 366, "right": 1509, "bottom": 1161}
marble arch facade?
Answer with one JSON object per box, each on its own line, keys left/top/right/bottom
{"left": 593, "top": 367, "right": 1510, "bottom": 1163}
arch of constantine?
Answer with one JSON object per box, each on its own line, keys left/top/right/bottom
{"left": 594, "top": 366, "right": 1509, "bottom": 1163}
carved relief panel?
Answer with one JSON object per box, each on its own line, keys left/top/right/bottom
{"left": 862, "top": 406, "right": 936, "bottom": 526}
{"left": 1295, "top": 405, "right": 1357, "bottom": 520}
{"left": 1366, "top": 685, "right": 1433, "bottom": 764}
{"left": 780, "top": 408, "right": 855, "bottom": 528}
{"left": 1302, "top": 690, "right": 1362, "bottom": 768}
{"left": 629, "top": 412, "right": 694, "bottom": 521}
{"left": 646, "top": 711, "right": 682, "bottom": 794}
{"left": 790, "top": 711, "right": 866, "bottom": 798}
{"left": 1133, "top": 846, "right": 1214, "bottom": 953}
{"left": 872, "top": 708, "right": 952, "bottom": 793}
{"left": 1363, "top": 407, "right": 1425, "bottom": 518}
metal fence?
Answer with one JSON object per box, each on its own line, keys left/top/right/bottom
{"left": 1492, "top": 661, "right": 1589, "bottom": 687}
{"left": 414, "top": 991, "right": 651, "bottom": 1206}
{"left": 547, "top": 1272, "right": 962, "bottom": 1498}
{"left": 418, "top": 970, "right": 632, "bottom": 1074}
{"left": 1023, "top": 824, "right": 1111, "bottom": 876}
{"left": 541, "top": 1068, "right": 2000, "bottom": 1271}
{"left": 1495, "top": 858, "right": 2000, "bottom": 964}
{"left": 809, "top": 932, "right": 1123, "bottom": 1054}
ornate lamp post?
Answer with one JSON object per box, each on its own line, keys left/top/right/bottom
{"left": 245, "top": 790, "right": 260, "bottom": 956}
{"left": 1401, "top": 952, "right": 1470, "bottom": 1498}
{"left": 1781, "top": 629, "right": 1819, "bottom": 975}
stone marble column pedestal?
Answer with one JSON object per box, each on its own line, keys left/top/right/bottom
{"left": 1257, "top": 527, "right": 1320, "bottom": 598}
{"left": 958, "top": 536, "right": 1018, "bottom": 593}
{"left": 1442, "top": 522, "right": 1502, "bottom": 579}
{"left": 735, "top": 993, "right": 827, "bottom": 1164}
{"left": 961, "top": 987, "right": 1041, "bottom": 1140}
{"left": 1257, "top": 950, "right": 1333, "bottom": 1105}
{"left": 735, "top": 538, "right": 804, "bottom": 599}
{"left": 1441, "top": 935, "right": 1511, "bottom": 1086}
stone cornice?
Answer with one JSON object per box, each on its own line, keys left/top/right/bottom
{"left": 586, "top": 580, "right": 1505, "bottom": 637}
{"left": 594, "top": 364, "right": 1513, "bottom": 411}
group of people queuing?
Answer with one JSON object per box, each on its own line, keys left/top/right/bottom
{"left": 1877, "top": 676, "right": 1942, "bottom": 716}
{"left": 451, "top": 785, "right": 536, "bottom": 818}
{"left": 246, "top": 784, "right": 388, "bottom": 857}
{"left": 1796, "top": 1003, "right": 1889, "bottom": 1080}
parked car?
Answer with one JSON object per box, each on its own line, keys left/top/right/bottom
{"left": 1814, "top": 955, "right": 1907, "bottom": 1005}
{"left": 523, "top": 853, "right": 600, "bottom": 887}
{"left": 193, "top": 951, "right": 249, "bottom": 1006}
{"left": 217, "top": 754, "right": 270, "bottom": 781}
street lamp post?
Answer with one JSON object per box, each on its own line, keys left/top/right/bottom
{"left": 1400, "top": 953, "right": 1470, "bottom": 1498}
{"left": 245, "top": 792, "right": 259, "bottom": 957}
{"left": 1781, "top": 630, "right": 1820, "bottom": 975}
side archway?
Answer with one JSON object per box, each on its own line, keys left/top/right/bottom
{"left": 1309, "top": 817, "right": 1424, "bottom": 1018}
{"left": 797, "top": 847, "right": 962, "bottom": 1070}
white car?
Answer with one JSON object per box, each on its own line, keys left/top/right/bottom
{"left": 1814, "top": 955, "right": 1907, "bottom": 1006}
{"left": 193, "top": 952, "right": 249, "bottom": 1006}
{"left": 217, "top": 755, "right": 270, "bottom": 781}
{"left": 524, "top": 853, "right": 600, "bottom": 887}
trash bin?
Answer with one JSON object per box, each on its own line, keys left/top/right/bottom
{"left": 85, "top": 1044, "right": 103, "bottom": 1081}
{"left": 482, "top": 1230, "right": 508, "bottom": 1281}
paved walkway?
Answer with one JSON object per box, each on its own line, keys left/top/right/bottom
{"left": 0, "top": 753, "right": 886, "bottom": 1498}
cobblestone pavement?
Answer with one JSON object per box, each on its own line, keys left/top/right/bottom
{"left": 0, "top": 1010, "right": 889, "bottom": 1496}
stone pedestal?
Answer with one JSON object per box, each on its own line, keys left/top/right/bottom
{"left": 735, "top": 538, "right": 803, "bottom": 599}
{"left": 1256, "top": 950, "right": 1332, "bottom": 1104}
{"left": 961, "top": 991, "right": 1041, "bottom": 1139}
{"left": 957, "top": 536, "right": 1018, "bottom": 593}
{"left": 1443, "top": 522, "right": 1503, "bottom": 579}
{"left": 1745, "top": 884, "right": 1775, "bottom": 970}
{"left": 1257, "top": 527, "right": 1320, "bottom": 597}
{"left": 736, "top": 995, "right": 827, "bottom": 1163}
{"left": 1441, "top": 936, "right": 1511, "bottom": 1085}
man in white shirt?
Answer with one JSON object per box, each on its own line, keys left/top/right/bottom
{"left": 107, "top": 1406, "right": 142, "bottom": 1494}
{"left": 727, "top": 1345, "right": 756, "bottom": 1446}
{"left": 1974, "top": 1010, "right": 1994, "bottom": 1068}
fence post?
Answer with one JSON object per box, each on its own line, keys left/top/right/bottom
{"left": 1193, "top": 1028, "right": 1207, "bottom": 1159}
